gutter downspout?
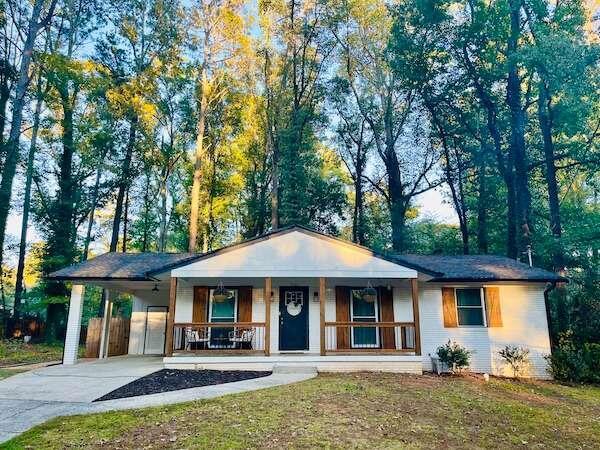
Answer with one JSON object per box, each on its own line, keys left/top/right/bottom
{"left": 544, "top": 281, "right": 557, "bottom": 351}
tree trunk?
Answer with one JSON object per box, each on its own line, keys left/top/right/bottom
{"left": 265, "top": 50, "right": 278, "bottom": 231}
{"left": 82, "top": 163, "right": 103, "bottom": 261}
{"left": 0, "top": 61, "right": 13, "bottom": 148}
{"left": 0, "top": 0, "right": 47, "bottom": 270}
{"left": 158, "top": 166, "right": 168, "bottom": 252}
{"left": 122, "top": 186, "right": 130, "bottom": 253}
{"left": 476, "top": 137, "right": 489, "bottom": 254}
{"left": 189, "top": 65, "right": 208, "bottom": 252}
{"left": 13, "top": 83, "right": 44, "bottom": 319}
{"left": 110, "top": 117, "right": 137, "bottom": 252}
{"left": 507, "top": 0, "right": 531, "bottom": 255}
{"left": 51, "top": 91, "right": 76, "bottom": 267}
{"left": 352, "top": 170, "right": 364, "bottom": 245}
{"left": 387, "top": 160, "right": 407, "bottom": 252}
{"left": 463, "top": 45, "right": 518, "bottom": 258}
{"left": 538, "top": 80, "right": 563, "bottom": 271}
{"left": 45, "top": 90, "right": 78, "bottom": 342}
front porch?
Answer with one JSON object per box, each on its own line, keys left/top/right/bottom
{"left": 165, "top": 276, "right": 422, "bottom": 362}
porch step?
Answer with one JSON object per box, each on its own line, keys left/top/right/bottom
{"left": 272, "top": 364, "right": 318, "bottom": 375}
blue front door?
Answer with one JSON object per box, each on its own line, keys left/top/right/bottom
{"left": 279, "top": 287, "right": 309, "bottom": 351}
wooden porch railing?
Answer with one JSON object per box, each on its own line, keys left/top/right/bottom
{"left": 173, "top": 322, "right": 267, "bottom": 354}
{"left": 324, "top": 321, "right": 416, "bottom": 354}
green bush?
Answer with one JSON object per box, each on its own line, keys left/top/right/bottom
{"left": 499, "top": 345, "right": 531, "bottom": 378}
{"left": 436, "top": 340, "right": 472, "bottom": 373}
{"left": 546, "top": 332, "right": 600, "bottom": 383}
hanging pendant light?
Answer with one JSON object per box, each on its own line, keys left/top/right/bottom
{"left": 362, "top": 281, "right": 377, "bottom": 303}
{"left": 213, "top": 281, "right": 231, "bottom": 303}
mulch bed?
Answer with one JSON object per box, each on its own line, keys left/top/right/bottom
{"left": 94, "top": 369, "right": 271, "bottom": 402}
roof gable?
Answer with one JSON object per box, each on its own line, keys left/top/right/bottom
{"left": 171, "top": 228, "right": 417, "bottom": 279}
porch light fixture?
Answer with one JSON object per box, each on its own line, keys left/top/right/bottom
{"left": 152, "top": 284, "right": 159, "bottom": 292}
{"left": 213, "top": 281, "right": 231, "bottom": 303}
{"left": 361, "top": 282, "right": 377, "bottom": 303}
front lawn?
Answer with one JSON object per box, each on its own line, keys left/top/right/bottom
{"left": 0, "top": 339, "right": 64, "bottom": 367}
{"left": 0, "top": 368, "right": 26, "bottom": 380}
{"left": 4, "top": 373, "right": 600, "bottom": 449}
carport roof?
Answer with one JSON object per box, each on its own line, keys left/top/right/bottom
{"left": 49, "top": 252, "right": 199, "bottom": 281}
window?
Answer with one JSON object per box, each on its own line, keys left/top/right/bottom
{"left": 456, "top": 288, "right": 485, "bottom": 326}
{"left": 208, "top": 288, "right": 237, "bottom": 348}
{"left": 350, "top": 289, "right": 379, "bottom": 348}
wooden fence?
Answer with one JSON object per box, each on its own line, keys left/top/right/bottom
{"left": 85, "top": 317, "right": 130, "bottom": 358}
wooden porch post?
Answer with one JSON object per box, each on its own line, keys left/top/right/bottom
{"left": 411, "top": 278, "right": 422, "bottom": 356}
{"left": 165, "top": 276, "right": 177, "bottom": 356}
{"left": 264, "top": 277, "right": 271, "bottom": 356}
{"left": 320, "top": 277, "right": 326, "bottom": 356}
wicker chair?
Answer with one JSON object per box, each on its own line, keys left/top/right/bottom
{"left": 228, "top": 328, "right": 255, "bottom": 350}
{"left": 185, "top": 327, "right": 209, "bottom": 351}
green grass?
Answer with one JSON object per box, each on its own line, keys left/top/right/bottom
{"left": 3, "top": 373, "right": 600, "bottom": 449}
{"left": 0, "top": 339, "right": 64, "bottom": 366}
{"left": 0, "top": 368, "right": 26, "bottom": 380}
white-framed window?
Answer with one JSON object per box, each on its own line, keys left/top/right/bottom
{"left": 455, "top": 288, "right": 486, "bottom": 326}
{"left": 208, "top": 288, "right": 238, "bottom": 348}
{"left": 350, "top": 289, "right": 379, "bottom": 348}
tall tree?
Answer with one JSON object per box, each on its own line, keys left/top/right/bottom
{"left": 0, "top": 0, "right": 56, "bottom": 276}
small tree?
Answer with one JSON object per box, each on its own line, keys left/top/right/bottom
{"left": 436, "top": 340, "right": 472, "bottom": 374}
{"left": 498, "top": 345, "right": 530, "bottom": 378}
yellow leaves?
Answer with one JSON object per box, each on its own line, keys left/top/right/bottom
{"left": 106, "top": 74, "right": 158, "bottom": 128}
{"left": 121, "top": 19, "right": 139, "bottom": 44}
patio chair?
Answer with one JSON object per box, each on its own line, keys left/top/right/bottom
{"left": 228, "top": 328, "right": 255, "bottom": 350}
{"left": 185, "top": 327, "right": 209, "bottom": 351}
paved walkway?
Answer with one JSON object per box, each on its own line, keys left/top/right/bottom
{"left": 0, "top": 356, "right": 315, "bottom": 443}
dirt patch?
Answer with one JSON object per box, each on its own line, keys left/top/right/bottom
{"left": 94, "top": 369, "right": 271, "bottom": 401}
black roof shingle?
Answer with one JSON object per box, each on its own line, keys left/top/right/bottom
{"left": 49, "top": 252, "right": 199, "bottom": 281}
{"left": 48, "top": 226, "right": 565, "bottom": 283}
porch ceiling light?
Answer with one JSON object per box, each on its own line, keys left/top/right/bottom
{"left": 213, "top": 281, "right": 231, "bottom": 303}
{"left": 361, "top": 282, "right": 377, "bottom": 303}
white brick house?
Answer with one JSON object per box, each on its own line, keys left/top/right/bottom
{"left": 52, "top": 226, "right": 563, "bottom": 378}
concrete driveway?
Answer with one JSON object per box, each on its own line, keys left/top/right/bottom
{"left": 0, "top": 356, "right": 163, "bottom": 442}
{"left": 0, "top": 356, "right": 315, "bottom": 443}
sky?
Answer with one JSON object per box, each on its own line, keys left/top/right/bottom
{"left": 4, "top": 183, "right": 458, "bottom": 267}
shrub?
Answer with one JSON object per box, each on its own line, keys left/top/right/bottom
{"left": 545, "top": 332, "right": 600, "bottom": 383}
{"left": 498, "top": 345, "right": 530, "bottom": 378}
{"left": 436, "top": 340, "right": 471, "bottom": 374}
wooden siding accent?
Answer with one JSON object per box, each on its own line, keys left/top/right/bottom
{"left": 86, "top": 317, "right": 130, "bottom": 358}
{"left": 335, "top": 286, "right": 351, "bottom": 350}
{"left": 411, "top": 279, "right": 422, "bottom": 355}
{"left": 165, "top": 277, "right": 177, "bottom": 356}
{"left": 484, "top": 286, "right": 503, "bottom": 327}
{"left": 442, "top": 287, "right": 458, "bottom": 328}
{"left": 107, "top": 317, "right": 130, "bottom": 356}
{"left": 379, "top": 287, "right": 395, "bottom": 349}
{"left": 85, "top": 317, "right": 102, "bottom": 358}
{"left": 320, "top": 277, "right": 326, "bottom": 355}
{"left": 237, "top": 286, "right": 253, "bottom": 323}
{"left": 192, "top": 287, "right": 208, "bottom": 323}
{"left": 264, "top": 277, "right": 271, "bottom": 356}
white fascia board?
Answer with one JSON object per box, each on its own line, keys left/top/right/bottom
{"left": 171, "top": 268, "right": 418, "bottom": 278}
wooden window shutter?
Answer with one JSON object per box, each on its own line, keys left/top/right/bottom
{"left": 442, "top": 287, "right": 458, "bottom": 327}
{"left": 193, "top": 287, "right": 208, "bottom": 323}
{"left": 379, "top": 287, "right": 395, "bottom": 349}
{"left": 335, "top": 286, "right": 350, "bottom": 350}
{"left": 238, "top": 286, "right": 253, "bottom": 323}
{"left": 484, "top": 286, "right": 502, "bottom": 327}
